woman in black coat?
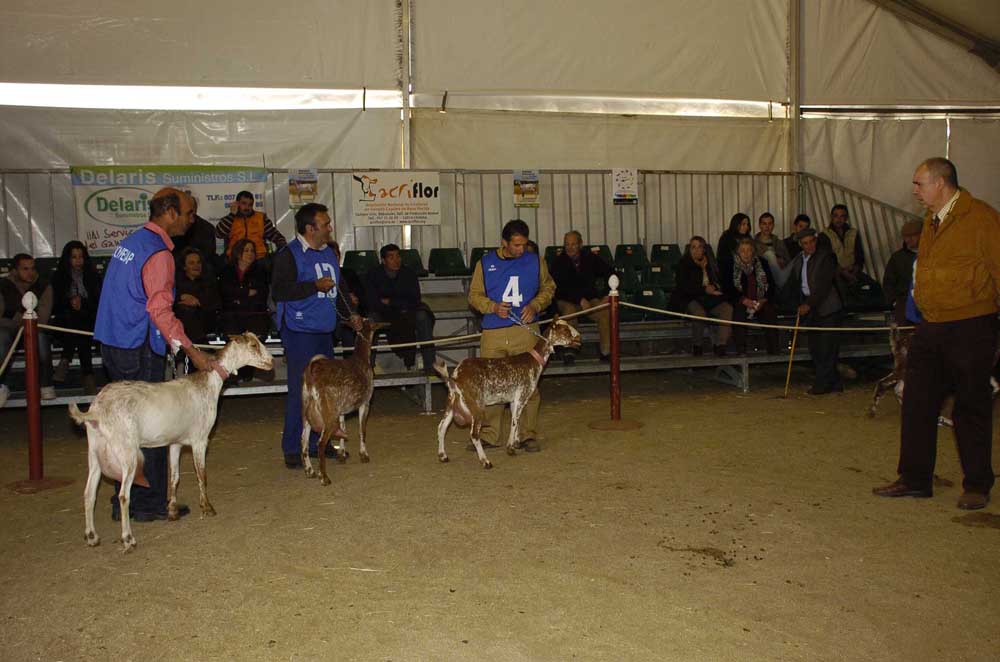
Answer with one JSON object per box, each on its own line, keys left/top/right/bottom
{"left": 219, "top": 238, "right": 271, "bottom": 339}
{"left": 667, "top": 236, "right": 734, "bottom": 356}
{"left": 723, "top": 237, "right": 779, "bottom": 354}
{"left": 716, "top": 212, "right": 752, "bottom": 276}
{"left": 51, "top": 240, "right": 102, "bottom": 393}
{"left": 174, "top": 248, "right": 221, "bottom": 345}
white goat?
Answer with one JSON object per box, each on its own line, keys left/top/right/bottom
{"left": 69, "top": 332, "right": 273, "bottom": 552}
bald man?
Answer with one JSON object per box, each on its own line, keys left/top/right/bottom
{"left": 94, "top": 187, "right": 219, "bottom": 522}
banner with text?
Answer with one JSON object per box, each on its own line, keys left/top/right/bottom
{"left": 351, "top": 172, "right": 441, "bottom": 226}
{"left": 71, "top": 165, "right": 268, "bottom": 253}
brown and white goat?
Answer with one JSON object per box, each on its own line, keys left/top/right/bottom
{"left": 868, "top": 323, "right": 999, "bottom": 425}
{"left": 69, "top": 332, "right": 273, "bottom": 552}
{"left": 434, "top": 317, "right": 581, "bottom": 468}
{"left": 300, "top": 318, "right": 389, "bottom": 485}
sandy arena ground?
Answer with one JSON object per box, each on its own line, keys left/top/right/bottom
{"left": 0, "top": 364, "right": 998, "bottom": 662}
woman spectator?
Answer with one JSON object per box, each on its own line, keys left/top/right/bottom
{"left": 219, "top": 239, "right": 270, "bottom": 380}
{"left": 716, "top": 213, "right": 752, "bottom": 277}
{"left": 725, "top": 237, "right": 779, "bottom": 354}
{"left": 174, "top": 249, "right": 220, "bottom": 372}
{"left": 668, "top": 236, "right": 734, "bottom": 356}
{"left": 51, "top": 241, "right": 101, "bottom": 394}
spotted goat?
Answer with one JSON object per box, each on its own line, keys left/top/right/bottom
{"left": 434, "top": 317, "right": 582, "bottom": 468}
{"left": 69, "top": 332, "right": 273, "bottom": 552}
{"left": 300, "top": 318, "right": 389, "bottom": 485}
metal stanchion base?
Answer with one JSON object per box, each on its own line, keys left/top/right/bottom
{"left": 588, "top": 419, "right": 644, "bottom": 431}
{"left": 7, "top": 477, "right": 74, "bottom": 494}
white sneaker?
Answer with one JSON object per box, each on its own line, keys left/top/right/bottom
{"left": 40, "top": 386, "right": 57, "bottom": 400}
{"left": 0, "top": 384, "right": 9, "bottom": 407}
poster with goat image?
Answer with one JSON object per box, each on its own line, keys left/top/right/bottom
{"left": 612, "top": 168, "right": 638, "bottom": 205}
{"left": 513, "top": 170, "right": 540, "bottom": 208}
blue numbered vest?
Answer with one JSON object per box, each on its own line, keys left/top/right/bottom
{"left": 94, "top": 227, "right": 170, "bottom": 355}
{"left": 481, "top": 250, "right": 540, "bottom": 330}
{"left": 274, "top": 237, "right": 340, "bottom": 333}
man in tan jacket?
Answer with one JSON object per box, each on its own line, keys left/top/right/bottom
{"left": 468, "top": 220, "right": 555, "bottom": 452}
{"left": 874, "top": 157, "right": 1000, "bottom": 510}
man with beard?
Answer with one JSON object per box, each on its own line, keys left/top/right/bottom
{"left": 215, "top": 190, "right": 287, "bottom": 261}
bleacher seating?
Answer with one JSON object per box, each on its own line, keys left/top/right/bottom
{"left": 544, "top": 245, "right": 564, "bottom": 268}
{"left": 342, "top": 249, "right": 380, "bottom": 276}
{"left": 400, "top": 249, "right": 428, "bottom": 277}
{"left": 651, "top": 243, "right": 683, "bottom": 268}
{"left": 34, "top": 256, "right": 59, "bottom": 277}
{"left": 468, "top": 247, "right": 491, "bottom": 269}
{"left": 582, "top": 244, "right": 613, "bottom": 266}
{"left": 428, "top": 247, "right": 471, "bottom": 276}
{"left": 645, "top": 264, "right": 676, "bottom": 290}
{"left": 614, "top": 244, "right": 649, "bottom": 270}
{"left": 635, "top": 289, "right": 671, "bottom": 320}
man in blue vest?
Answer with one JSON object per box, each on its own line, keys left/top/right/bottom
{"left": 468, "top": 220, "right": 556, "bottom": 452}
{"left": 94, "top": 187, "right": 219, "bottom": 522}
{"left": 272, "top": 203, "right": 361, "bottom": 468}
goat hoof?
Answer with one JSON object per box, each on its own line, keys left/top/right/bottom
{"left": 866, "top": 410, "right": 876, "bottom": 418}
{"left": 337, "top": 454, "right": 348, "bottom": 464}
{"left": 360, "top": 454, "right": 370, "bottom": 464}
{"left": 84, "top": 531, "right": 100, "bottom": 547}
{"left": 321, "top": 476, "right": 331, "bottom": 486}
{"left": 506, "top": 446, "right": 517, "bottom": 456}
{"left": 202, "top": 505, "right": 217, "bottom": 517}
{"left": 438, "top": 453, "right": 449, "bottom": 463}
{"left": 121, "top": 536, "right": 136, "bottom": 553}
{"left": 482, "top": 461, "right": 493, "bottom": 470}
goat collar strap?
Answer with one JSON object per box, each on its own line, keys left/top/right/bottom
{"left": 212, "top": 362, "right": 229, "bottom": 379}
{"left": 528, "top": 348, "right": 547, "bottom": 367}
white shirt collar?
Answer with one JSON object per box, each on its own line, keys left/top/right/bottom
{"left": 937, "top": 189, "right": 961, "bottom": 224}
{"left": 296, "top": 234, "right": 313, "bottom": 252}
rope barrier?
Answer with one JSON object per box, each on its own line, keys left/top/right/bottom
{"left": 0, "top": 326, "right": 24, "bottom": 377}
{"left": 618, "top": 301, "right": 912, "bottom": 333}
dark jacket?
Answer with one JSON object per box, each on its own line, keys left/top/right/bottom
{"left": 173, "top": 273, "right": 220, "bottom": 342}
{"left": 270, "top": 247, "right": 355, "bottom": 320}
{"left": 787, "top": 248, "right": 843, "bottom": 318}
{"left": 219, "top": 262, "right": 270, "bottom": 337}
{"left": 173, "top": 215, "right": 220, "bottom": 276}
{"left": 668, "top": 254, "right": 725, "bottom": 312}
{"left": 882, "top": 246, "right": 917, "bottom": 309}
{"left": 364, "top": 265, "right": 425, "bottom": 318}
{"left": 550, "top": 251, "right": 613, "bottom": 303}
{"left": 51, "top": 266, "right": 102, "bottom": 331}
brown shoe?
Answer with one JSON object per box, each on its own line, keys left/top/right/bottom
{"left": 872, "top": 481, "right": 932, "bottom": 498}
{"left": 957, "top": 492, "right": 989, "bottom": 510}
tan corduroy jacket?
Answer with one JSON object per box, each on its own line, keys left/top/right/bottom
{"left": 913, "top": 188, "right": 1000, "bottom": 322}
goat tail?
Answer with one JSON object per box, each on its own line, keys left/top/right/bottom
{"left": 68, "top": 402, "right": 92, "bottom": 427}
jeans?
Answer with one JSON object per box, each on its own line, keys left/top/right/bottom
{"left": 0, "top": 326, "right": 53, "bottom": 388}
{"left": 101, "top": 342, "right": 168, "bottom": 516}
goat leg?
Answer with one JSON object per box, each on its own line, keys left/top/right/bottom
{"left": 334, "top": 415, "right": 348, "bottom": 463}
{"left": 83, "top": 440, "right": 102, "bottom": 547}
{"left": 358, "top": 403, "right": 371, "bottom": 463}
{"left": 192, "top": 443, "right": 215, "bottom": 517}
{"left": 317, "top": 430, "right": 334, "bottom": 486}
{"left": 437, "top": 410, "right": 453, "bottom": 463}
{"left": 119, "top": 459, "right": 138, "bottom": 553}
{"left": 166, "top": 443, "right": 182, "bottom": 520}
{"left": 868, "top": 375, "right": 897, "bottom": 418}
{"left": 506, "top": 395, "right": 524, "bottom": 456}
{"left": 470, "top": 421, "right": 492, "bottom": 469}
{"left": 301, "top": 419, "right": 317, "bottom": 479}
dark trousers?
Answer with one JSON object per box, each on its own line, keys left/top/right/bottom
{"left": 731, "top": 303, "right": 779, "bottom": 353}
{"left": 899, "top": 314, "right": 997, "bottom": 494}
{"left": 101, "top": 342, "right": 167, "bottom": 516}
{"left": 805, "top": 310, "right": 843, "bottom": 391}
{"left": 371, "top": 308, "right": 435, "bottom": 367}
{"left": 280, "top": 327, "right": 334, "bottom": 456}
{"left": 61, "top": 332, "right": 94, "bottom": 375}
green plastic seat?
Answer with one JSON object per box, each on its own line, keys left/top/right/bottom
{"left": 635, "top": 288, "right": 671, "bottom": 321}
{"left": 468, "top": 247, "right": 492, "bottom": 269}
{"left": 92, "top": 255, "right": 112, "bottom": 277}
{"left": 342, "top": 250, "right": 379, "bottom": 276}
{"left": 618, "top": 266, "right": 645, "bottom": 294}
{"left": 582, "top": 244, "right": 613, "bottom": 267}
{"left": 544, "top": 245, "right": 564, "bottom": 268}
{"left": 650, "top": 243, "right": 683, "bottom": 267}
{"left": 644, "top": 264, "right": 676, "bottom": 290}
{"left": 34, "top": 256, "right": 59, "bottom": 277}
{"left": 400, "top": 249, "right": 428, "bottom": 276}
{"left": 618, "top": 292, "right": 645, "bottom": 322}
{"left": 614, "top": 244, "right": 648, "bottom": 270}
{"left": 428, "top": 248, "right": 471, "bottom": 276}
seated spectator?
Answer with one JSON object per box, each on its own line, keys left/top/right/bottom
{"left": 725, "top": 238, "right": 779, "bottom": 354}
{"left": 550, "top": 230, "right": 613, "bottom": 362}
{"left": 51, "top": 241, "right": 102, "bottom": 395}
{"left": 882, "top": 219, "right": 922, "bottom": 325}
{"left": 329, "top": 241, "right": 362, "bottom": 349}
{"left": 754, "top": 212, "right": 791, "bottom": 289}
{"left": 219, "top": 238, "right": 271, "bottom": 339}
{"left": 716, "top": 213, "right": 752, "bottom": 276}
{"left": 668, "top": 236, "right": 734, "bottom": 356}
{"left": 820, "top": 204, "right": 865, "bottom": 286}
{"left": 785, "top": 214, "right": 811, "bottom": 260}
{"left": 215, "top": 190, "right": 287, "bottom": 262}
{"left": 173, "top": 249, "right": 220, "bottom": 372}
{"left": 172, "top": 193, "right": 221, "bottom": 277}
{"left": 0, "top": 254, "right": 56, "bottom": 404}
{"left": 365, "top": 243, "right": 435, "bottom": 371}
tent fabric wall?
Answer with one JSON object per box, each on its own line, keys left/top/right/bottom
{"left": 802, "top": 0, "right": 1000, "bottom": 106}
{"left": 411, "top": 0, "right": 787, "bottom": 102}
{"left": 0, "top": 107, "right": 401, "bottom": 170}
{"left": 0, "top": 1, "right": 400, "bottom": 88}
{"left": 801, "top": 117, "right": 947, "bottom": 215}
{"left": 948, "top": 119, "right": 1000, "bottom": 211}
{"left": 411, "top": 110, "right": 788, "bottom": 172}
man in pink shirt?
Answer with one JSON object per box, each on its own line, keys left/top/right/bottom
{"left": 94, "top": 187, "right": 218, "bottom": 522}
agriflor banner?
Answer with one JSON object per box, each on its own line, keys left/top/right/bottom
{"left": 71, "top": 165, "right": 268, "bottom": 253}
{"left": 350, "top": 171, "right": 441, "bottom": 226}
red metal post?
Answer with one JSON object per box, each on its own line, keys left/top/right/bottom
{"left": 609, "top": 283, "right": 621, "bottom": 421}
{"left": 23, "top": 305, "right": 43, "bottom": 480}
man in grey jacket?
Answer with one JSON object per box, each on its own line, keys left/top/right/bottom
{"left": 787, "top": 229, "right": 844, "bottom": 395}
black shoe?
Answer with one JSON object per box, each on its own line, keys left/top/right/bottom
{"left": 284, "top": 453, "right": 303, "bottom": 469}
{"left": 598, "top": 353, "right": 610, "bottom": 363}
{"left": 562, "top": 351, "right": 576, "bottom": 366}
{"left": 308, "top": 446, "right": 340, "bottom": 459}
{"left": 516, "top": 438, "right": 541, "bottom": 453}
{"left": 112, "top": 504, "right": 190, "bottom": 521}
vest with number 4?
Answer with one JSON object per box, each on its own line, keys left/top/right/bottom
{"left": 482, "top": 250, "right": 540, "bottom": 330}
{"left": 273, "top": 237, "right": 340, "bottom": 333}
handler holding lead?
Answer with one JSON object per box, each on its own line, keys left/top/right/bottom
{"left": 468, "top": 220, "right": 555, "bottom": 452}
{"left": 271, "top": 203, "right": 360, "bottom": 469}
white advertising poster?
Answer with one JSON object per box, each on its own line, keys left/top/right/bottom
{"left": 288, "top": 168, "right": 319, "bottom": 210}
{"left": 513, "top": 169, "right": 540, "bottom": 208}
{"left": 71, "top": 165, "right": 268, "bottom": 253}
{"left": 612, "top": 168, "right": 639, "bottom": 206}
{"left": 351, "top": 171, "right": 441, "bottom": 226}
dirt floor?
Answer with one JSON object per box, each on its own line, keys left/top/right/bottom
{"left": 1, "top": 363, "right": 998, "bottom": 662}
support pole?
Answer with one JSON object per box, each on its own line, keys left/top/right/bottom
{"left": 589, "top": 274, "right": 642, "bottom": 431}
{"left": 22, "top": 292, "right": 42, "bottom": 480}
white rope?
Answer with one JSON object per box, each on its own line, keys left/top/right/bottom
{"left": 618, "top": 301, "right": 913, "bottom": 333}
{"left": 0, "top": 326, "right": 24, "bottom": 377}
